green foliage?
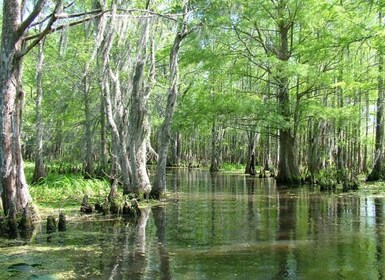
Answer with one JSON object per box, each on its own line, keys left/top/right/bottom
{"left": 221, "top": 162, "right": 246, "bottom": 172}
{"left": 25, "top": 163, "right": 110, "bottom": 209}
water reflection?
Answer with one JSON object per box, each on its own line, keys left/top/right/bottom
{"left": 2, "top": 169, "right": 385, "bottom": 279}
{"left": 152, "top": 206, "right": 171, "bottom": 280}
{"left": 375, "top": 198, "right": 384, "bottom": 280}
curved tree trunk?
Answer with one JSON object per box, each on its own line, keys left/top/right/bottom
{"left": 152, "top": 1, "right": 189, "bottom": 199}
{"left": 98, "top": 11, "right": 133, "bottom": 192}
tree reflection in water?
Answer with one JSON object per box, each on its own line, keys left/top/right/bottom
{"left": 2, "top": 169, "right": 385, "bottom": 279}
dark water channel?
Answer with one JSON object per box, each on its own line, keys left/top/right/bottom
{"left": 1, "top": 169, "right": 385, "bottom": 279}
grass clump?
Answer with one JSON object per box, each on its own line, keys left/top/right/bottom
{"left": 29, "top": 174, "right": 110, "bottom": 208}
{"left": 25, "top": 162, "right": 110, "bottom": 210}
{"left": 221, "top": 162, "right": 247, "bottom": 172}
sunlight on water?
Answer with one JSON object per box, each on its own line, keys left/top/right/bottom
{"left": 1, "top": 169, "right": 385, "bottom": 279}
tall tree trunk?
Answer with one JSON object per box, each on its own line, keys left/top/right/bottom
{"left": 152, "top": 1, "right": 189, "bottom": 199}
{"left": 367, "top": 49, "right": 385, "bottom": 181}
{"left": 367, "top": 8, "right": 384, "bottom": 181}
{"left": 128, "top": 17, "right": 153, "bottom": 195}
{"left": 83, "top": 72, "right": 93, "bottom": 178}
{"left": 169, "top": 132, "right": 181, "bottom": 166}
{"left": 98, "top": 10, "right": 132, "bottom": 192}
{"left": 32, "top": 38, "right": 46, "bottom": 184}
{"left": 99, "top": 88, "right": 108, "bottom": 175}
{"left": 363, "top": 90, "right": 370, "bottom": 173}
{"left": 275, "top": 20, "right": 300, "bottom": 185}
{"left": 102, "top": 68, "right": 132, "bottom": 191}
{"left": 357, "top": 89, "right": 362, "bottom": 174}
{"left": 209, "top": 120, "right": 221, "bottom": 172}
{"left": 0, "top": 0, "right": 40, "bottom": 221}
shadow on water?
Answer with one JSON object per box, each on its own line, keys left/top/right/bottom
{"left": 1, "top": 168, "right": 385, "bottom": 279}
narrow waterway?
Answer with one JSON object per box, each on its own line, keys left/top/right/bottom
{"left": 1, "top": 169, "right": 385, "bottom": 279}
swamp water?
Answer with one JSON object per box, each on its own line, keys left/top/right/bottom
{"left": 1, "top": 169, "right": 385, "bottom": 279}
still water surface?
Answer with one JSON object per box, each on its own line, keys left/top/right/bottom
{"left": 1, "top": 169, "right": 385, "bottom": 279}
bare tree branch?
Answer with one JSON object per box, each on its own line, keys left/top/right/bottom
{"left": 20, "top": 0, "right": 65, "bottom": 57}
{"left": 17, "top": 0, "right": 46, "bottom": 36}
{"left": 30, "top": 2, "right": 75, "bottom": 28}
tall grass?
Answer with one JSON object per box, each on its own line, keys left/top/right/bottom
{"left": 25, "top": 162, "right": 110, "bottom": 209}
{"left": 221, "top": 162, "right": 246, "bottom": 172}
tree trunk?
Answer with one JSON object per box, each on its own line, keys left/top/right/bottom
{"left": 210, "top": 120, "right": 221, "bottom": 172}
{"left": 98, "top": 11, "right": 132, "bottom": 192}
{"left": 277, "top": 130, "right": 300, "bottom": 184}
{"left": 102, "top": 68, "right": 132, "bottom": 191}
{"left": 128, "top": 17, "right": 153, "bottom": 195}
{"left": 274, "top": 11, "right": 300, "bottom": 185}
{"left": 152, "top": 1, "right": 189, "bottom": 199}
{"left": 307, "top": 120, "right": 325, "bottom": 183}
{"left": 0, "top": 0, "right": 37, "bottom": 222}
{"left": 83, "top": 72, "right": 93, "bottom": 178}
{"left": 245, "top": 131, "right": 258, "bottom": 175}
{"left": 32, "top": 38, "right": 46, "bottom": 184}
{"left": 99, "top": 88, "right": 108, "bottom": 175}
{"left": 367, "top": 49, "right": 385, "bottom": 181}
{"left": 363, "top": 90, "right": 369, "bottom": 173}
{"left": 169, "top": 132, "right": 181, "bottom": 166}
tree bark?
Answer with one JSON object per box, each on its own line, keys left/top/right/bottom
{"left": 245, "top": 131, "right": 258, "bottom": 175}
{"left": 32, "top": 38, "right": 46, "bottom": 184}
{"left": 210, "top": 120, "right": 219, "bottom": 172}
{"left": 128, "top": 17, "right": 153, "bottom": 195}
{"left": 102, "top": 67, "right": 132, "bottom": 191}
{"left": 152, "top": 1, "right": 189, "bottom": 199}
{"left": 0, "top": 0, "right": 37, "bottom": 219}
{"left": 275, "top": 19, "right": 300, "bottom": 185}
{"left": 209, "top": 119, "right": 224, "bottom": 172}
{"left": 363, "top": 90, "right": 370, "bottom": 173}
{"left": 169, "top": 132, "right": 181, "bottom": 166}
{"left": 83, "top": 71, "right": 93, "bottom": 178}
{"left": 99, "top": 87, "right": 108, "bottom": 175}
{"left": 98, "top": 10, "right": 132, "bottom": 191}
{"left": 307, "top": 120, "right": 325, "bottom": 183}
{"left": 367, "top": 49, "right": 385, "bottom": 181}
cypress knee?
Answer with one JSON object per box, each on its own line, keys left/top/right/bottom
{"left": 46, "top": 215, "right": 57, "bottom": 233}
{"left": 58, "top": 213, "right": 67, "bottom": 231}
{"left": 19, "top": 204, "right": 33, "bottom": 231}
